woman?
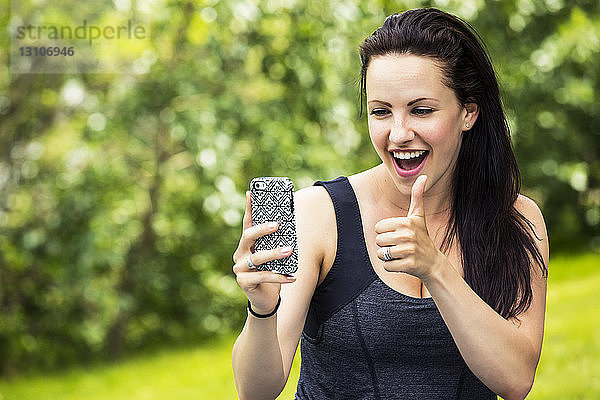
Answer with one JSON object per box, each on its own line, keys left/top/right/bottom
{"left": 232, "top": 8, "right": 548, "bottom": 400}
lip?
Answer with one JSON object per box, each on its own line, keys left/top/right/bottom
{"left": 390, "top": 150, "right": 428, "bottom": 177}
{"left": 389, "top": 148, "right": 428, "bottom": 152}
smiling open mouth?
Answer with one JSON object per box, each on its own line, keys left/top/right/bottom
{"left": 392, "top": 150, "right": 429, "bottom": 171}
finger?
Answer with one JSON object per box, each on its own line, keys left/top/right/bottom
{"left": 240, "top": 221, "right": 280, "bottom": 248}
{"left": 376, "top": 243, "right": 415, "bottom": 261}
{"left": 236, "top": 270, "right": 297, "bottom": 287}
{"left": 382, "top": 258, "right": 412, "bottom": 273}
{"left": 232, "top": 253, "right": 257, "bottom": 274}
{"left": 233, "top": 220, "right": 279, "bottom": 263}
{"left": 242, "top": 191, "right": 252, "bottom": 231}
{"left": 374, "top": 217, "right": 409, "bottom": 234}
{"left": 377, "top": 246, "right": 392, "bottom": 262}
{"left": 234, "top": 191, "right": 255, "bottom": 261}
{"left": 377, "top": 245, "right": 399, "bottom": 262}
{"left": 375, "top": 229, "right": 414, "bottom": 247}
{"left": 247, "top": 246, "right": 293, "bottom": 267}
{"left": 408, "top": 175, "right": 427, "bottom": 217}
{"left": 233, "top": 246, "right": 293, "bottom": 273}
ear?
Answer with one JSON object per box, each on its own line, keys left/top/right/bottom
{"left": 462, "top": 102, "right": 479, "bottom": 131}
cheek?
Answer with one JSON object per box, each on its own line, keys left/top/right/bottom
{"left": 420, "top": 119, "right": 461, "bottom": 150}
{"left": 368, "top": 119, "right": 388, "bottom": 147}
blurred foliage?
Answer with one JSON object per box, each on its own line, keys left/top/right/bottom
{"left": 0, "top": 0, "right": 598, "bottom": 374}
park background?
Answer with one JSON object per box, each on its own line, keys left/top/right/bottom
{"left": 0, "top": 0, "right": 599, "bottom": 398}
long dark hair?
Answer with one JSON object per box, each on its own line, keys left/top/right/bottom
{"left": 359, "top": 8, "right": 547, "bottom": 319}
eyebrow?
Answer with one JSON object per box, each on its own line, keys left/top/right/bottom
{"left": 367, "top": 100, "right": 392, "bottom": 107}
{"left": 407, "top": 97, "right": 438, "bottom": 106}
{"left": 368, "top": 97, "right": 438, "bottom": 107}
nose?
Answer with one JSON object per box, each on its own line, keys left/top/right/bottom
{"left": 389, "top": 116, "right": 414, "bottom": 144}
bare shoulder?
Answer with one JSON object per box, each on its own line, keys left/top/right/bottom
{"left": 514, "top": 194, "right": 547, "bottom": 237}
{"left": 294, "top": 185, "right": 336, "bottom": 257}
{"left": 294, "top": 185, "right": 335, "bottom": 229}
{"left": 294, "top": 185, "right": 332, "bottom": 210}
{"left": 514, "top": 194, "right": 549, "bottom": 269}
{"left": 294, "top": 185, "right": 337, "bottom": 284}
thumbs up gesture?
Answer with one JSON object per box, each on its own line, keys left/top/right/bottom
{"left": 375, "top": 175, "right": 444, "bottom": 280}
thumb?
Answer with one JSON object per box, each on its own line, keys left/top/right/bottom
{"left": 408, "top": 175, "right": 427, "bottom": 217}
{"left": 242, "top": 191, "right": 253, "bottom": 230}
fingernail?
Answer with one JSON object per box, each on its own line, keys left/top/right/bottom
{"left": 268, "top": 222, "right": 278, "bottom": 230}
{"left": 280, "top": 246, "right": 292, "bottom": 254}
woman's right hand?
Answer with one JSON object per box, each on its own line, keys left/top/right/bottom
{"left": 232, "top": 191, "right": 296, "bottom": 315}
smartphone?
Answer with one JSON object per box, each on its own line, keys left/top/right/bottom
{"left": 250, "top": 177, "right": 298, "bottom": 275}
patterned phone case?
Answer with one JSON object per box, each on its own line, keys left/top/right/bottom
{"left": 250, "top": 177, "right": 298, "bottom": 275}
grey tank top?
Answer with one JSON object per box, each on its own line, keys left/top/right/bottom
{"left": 294, "top": 177, "right": 497, "bottom": 400}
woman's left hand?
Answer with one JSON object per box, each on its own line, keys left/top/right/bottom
{"left": 375, "top": 175, "right": 445, "bottom": 281}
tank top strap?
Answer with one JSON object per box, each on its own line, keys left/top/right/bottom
{"left": 303, "top": 176, "right": 377, "bottom": 339}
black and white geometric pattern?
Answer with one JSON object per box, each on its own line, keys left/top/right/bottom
{"left": 250, "top": 177, "right": 298, "bottom": 275}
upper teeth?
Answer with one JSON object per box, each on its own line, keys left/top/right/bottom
{"left": 392, "top": 150, "right": 426, "bottom": 160}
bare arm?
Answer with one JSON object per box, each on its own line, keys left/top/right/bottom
{"left": 421, "top": 195, "right": 548, "bottom": 399}
{"left": 231, "top": 187, "right": 326, "bottom": 399}
{"left": 375, "top": 177, "right": 548, "bottom": 400}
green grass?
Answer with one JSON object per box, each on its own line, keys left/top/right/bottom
{"left": 0, "top": 334, "right": 301, "bottom": 400}
{"left": 0, "top": 253, "right": 598, "bottom": 399}
{"left": 528, "top": 253, "right": 600, "bottom": 399}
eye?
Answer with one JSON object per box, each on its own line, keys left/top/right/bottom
{"left": 370, "top": 108, "right": 390, "bottom": 117}
{"left": 412, "top": 107, "right": 434, "bottom": 116}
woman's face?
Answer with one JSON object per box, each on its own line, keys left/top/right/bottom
{"left": 366, "top": 53, "right": 477, "bottom": 198}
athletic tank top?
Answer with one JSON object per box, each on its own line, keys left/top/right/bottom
{"left": 294, "top": 176, "right": 497, "bottom": 400}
